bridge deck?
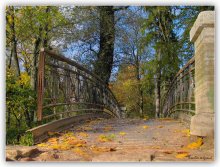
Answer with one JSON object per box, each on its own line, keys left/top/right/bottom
{"left": 6, "top": 118, "right": 214, "bottom": 162}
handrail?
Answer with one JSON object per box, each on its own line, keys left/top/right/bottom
{"left": 161, "top": 56, "right": 195, "bottom": 117}
{"left": 36, "top": 48, "right": 122, "bottom": 122}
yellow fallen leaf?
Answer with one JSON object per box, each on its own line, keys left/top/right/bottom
{"left": 37, "top": 143, "right": 48, "bottom": 147}
{"left": 63, "top": 132, "right": 74, "bottom": 137}
{"left": 58, "top": 144, "right": 71, "bottom": 150}
{"left": 182, "top": 129, "right": 190, "bottom": 137}
{"left": 119, "top": 132, "right": 126, "bottom": 136}
{"left": 50, "top": 144, "right": 60, "bottom": 150}
{"left": 187, "top": 138, "right": 203, "bottom": 149}
{"left": 90, "top": 145, "right": 116, "bottom": 153}
{"left": 143, "top": 125, "right": 149, "bottom": 129}
{"left": 98, "top": 134, "right": 115, "bottom": 142}
{"left": 175, "top": 153, "right": 189, "bottom": 159}
{"left": 67, "top": 139, "right": 86, "bottom": 146}
{"left": 158, "top": 125, "right": 163, "bottom": 128}
{"left": 72, "top": 148, "right": 86, "bottom": 156}
{"left": 48, "top": 138, "right": 58, "bottom": 144}
{"left": 75, "top": 143, "right": 84, "bottom": 147}
{"left": 78, "top": 132, "right": 88, "bottom": 138}
{"left": 151, "top": 146, "right": 160, "bottom": 149}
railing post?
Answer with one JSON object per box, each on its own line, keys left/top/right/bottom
{"left": 37, "top": 49, "right": 46, "bottom": 121}
{"left": 189, "top": 11, "right": 215, "bottom": 136}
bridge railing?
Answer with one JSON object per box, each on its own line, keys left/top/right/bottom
{"left": 36, "top": 48, "right": 121, "bottom": 122}
{"left": 161, "top": 56, "right": 195, "bottom": 117}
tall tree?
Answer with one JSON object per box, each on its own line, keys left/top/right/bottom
{"left": 144, "top": 6, "right": 179, "bottom": 118}
{"left": 6, "top": 6, "right": 20, "bottom": 76}
{"left": 93, "top": 6, "right": 115, "bottom": 84}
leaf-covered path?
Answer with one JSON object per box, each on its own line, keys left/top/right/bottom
{"left": 6, "top": 118, "right": 214, "bottom": 162}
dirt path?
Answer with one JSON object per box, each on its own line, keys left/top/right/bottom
{"left": 6, "top": 118, "right": 214, "bottom": 162}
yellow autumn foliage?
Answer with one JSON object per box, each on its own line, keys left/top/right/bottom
{"left": 37, "top": 143, "right": 48, "bottom": 147}
{"left": 98, "top": 134, "right": 115, "bottom": 142}
{"left": 78, "top": 132, "right": 89, "bottom": 138}
{"left": 187, "top": 138, "right": 203, "bottom": 149}
{"left": 90, "top": 145, "right": 116, "bottom": 153}
{"left": 182, "top": 129, "right": 190, "bottom": 137}
{"left": 72, "top": 148, "right": 87, "bottom": 156}
{"left": 143, "top": 125, "right": 149, "bottom": 129}
{"left": 119, "top": 132, "right": 127, "bottom": 136}
{"left": 175, "top": 153, "right": 189, "bottom": 159}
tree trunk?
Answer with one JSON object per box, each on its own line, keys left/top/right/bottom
{"left": 155, "top": 50, "right": 161, "bottom": 118}
{"left": 9, "top": 6, "right": 20, "bottom": 76}
{"left": 139, "top": 89, "right": 144, "bottom": 117}
{"left": 154, "top": 73, "right": 161, "bottom": 118}
{"left": 7, "top": 49, "right": 13, "bottom": 69}
{"left": 94, "top": 6, "right": 115, "bottom": 84}
{"left": 43, "top": 6, "right": 50, "bottom": 47}
{"left": 31, "top": 34, "right": 42, "bottom": 91}
{"left": 135, "top": 57, "right": 143, "bottom": 117}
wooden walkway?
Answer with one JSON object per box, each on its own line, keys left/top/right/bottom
{"left": 6, "top": 118, "right": 214, "bottom": 162}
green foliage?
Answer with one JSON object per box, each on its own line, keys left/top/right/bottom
{"left": 6, "top": 128, "right": 26, "bottom": 145}
{"left": 19, "top": 132, "right": 34, "bottom": 146}
{"left": 6, "top": 69, "right": 36, "bottom": 144}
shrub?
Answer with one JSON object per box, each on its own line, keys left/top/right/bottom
{"left": 6, "top": 69, "right": 36, "bottom": 145}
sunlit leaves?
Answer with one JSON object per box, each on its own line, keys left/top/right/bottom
{"left": 175, "top": 152, "right": 189, "bottom": 159}
{"left": 90, "top": 145, "right": 116, "bottom": 153}
{"left": 187, "top": 138, "right": 203, "bottom": 149}
{"left": 78, "top": 132, "right": 89, "bottom": 138}
{"left": 72, "top": 148, "right": 87, "bottom": 157}
{"left": 142, "top": 125, "right": 149, "bottom": 129}
{"left": 182, "top": 129, "right": 190, "bottom": 137}
{"left": 119, "top": 132, "right": 126, "bottom": 136}
{"left": 98, "top": 134, "right": 115, "bottom": 142}
{"left": 157, "top": 125, "right": 163, "bottom": 128}
{"left": 37, "top": 143, "right": 48, "bottom": 147}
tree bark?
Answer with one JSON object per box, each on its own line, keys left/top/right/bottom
{"left": 155, "top": 50, "right": 161, "bottom": 118}
{"left": 94, "top": 6, "right": 115, "bottom": 84}
{"left": 154, "top": 73, "right": 161, "bottom": 118}
{"left": 9, "top": 6, "right": 20, "bottom": 76}
{"left": 135, "top": 56, "right": 144, "bottom": 117}
{"left": 31, "top": 32, "right": 42, "bottom": 91}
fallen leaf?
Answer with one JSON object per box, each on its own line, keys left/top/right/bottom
{"left": 119, "top": 132, "right": 126, "bottom": 136}
{"left": 182, "top": 129, "right": 190, "bottom": 137}
{"left": 50, "top": 144, "right": 60, "bottom": 150}
{"left": 158, "top": 125, "right": 163, "bottom": 128}
{"left": 90, "top": 145, "right": 117, "bottom": 153}
{"left": 78, "top": 132, "right": 88, "bottom": 138}
{"left": 67, "top": 139, "right": 86, "bottom": 146}
{"left": 162, "top": 150, "right": 174, "bottom": 154}
{"left": 175, "top": 153, "right": 189, "bottom": 159}
{"left": 98, "top": 134, "right": 115, "bottom": 142}
{"left": 37, "top": 143, "right": 48, "bottom": 147}
{"left": 48, "top": 138, "right": 58, "bottom": 144}
{"left": 151, "top": 146, "right": 160, "bottom": 149}
{"left": 143, "top": 125, "right": 149, "bottom": 129}
{"left": 72, "top": 148, "right": 86, "bottom": 156}
{"left": 187, "top": 138, "right": 203, "bottom": 149}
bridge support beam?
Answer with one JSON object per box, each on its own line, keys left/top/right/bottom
{"left": 190, "top": 11, "right": 215, "bottom": 136}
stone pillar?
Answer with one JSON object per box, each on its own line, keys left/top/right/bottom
{"left": 190, "top": 11, "right": 215, "bottom": 136}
